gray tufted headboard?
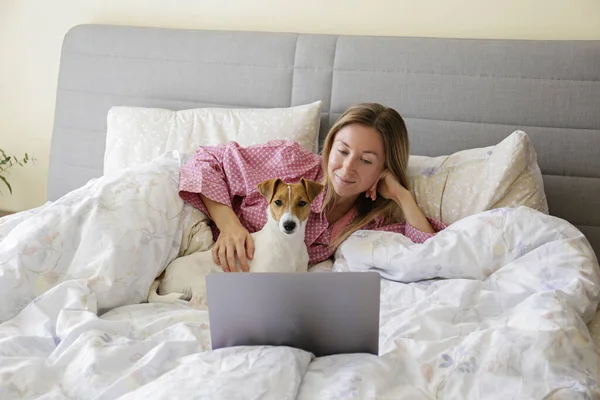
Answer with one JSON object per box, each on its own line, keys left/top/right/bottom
{"left": 49, "top": 24, "right": 600, "bottom": 255}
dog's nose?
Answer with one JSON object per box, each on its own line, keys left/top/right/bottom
{"left": 283, "top": 221, "right": 296, "bottom": 232}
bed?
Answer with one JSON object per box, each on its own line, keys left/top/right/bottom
{"left": 1, "top": 24, "right": 600, "bottom": 399}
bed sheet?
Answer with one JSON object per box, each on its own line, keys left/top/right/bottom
{"left": 1, "top": 153, "right": 599, "bottom": 399}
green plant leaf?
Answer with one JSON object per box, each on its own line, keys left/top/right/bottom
{"left": 0, "top": 175, "right": 12, "bottom": 195}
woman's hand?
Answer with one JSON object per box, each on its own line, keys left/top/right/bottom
{"left": 366, "top": 170, "right": 408, "bottom": 201}
{"left": 200, "top": 193, "right": 255, "bottom": 272}
{"left": 211, "top": 222, "right": 255, "bottom": 273}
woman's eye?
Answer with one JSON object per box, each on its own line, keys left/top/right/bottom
{"left": 362, "top": 159, "right": 373, "bottom": 165}
{"left": 338, "top": 150, "right": 348, "bottom": 155}
{"left": 298, "top": 201, "right": 307, "bottom": 207}
{"left": 274, "top": 200, "right": 283, "bottom": 206}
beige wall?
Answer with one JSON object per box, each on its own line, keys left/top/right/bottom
{"left": 1, "top": 0, "right": 599, "bottom": 212}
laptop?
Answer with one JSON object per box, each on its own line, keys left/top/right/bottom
{"left": 206, "top": 271, "right": 381, "bottom": 357}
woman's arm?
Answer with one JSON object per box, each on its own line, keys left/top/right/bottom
{"left": 369, "top": 169, "right": 443, "bottom": 242}
{"left": 200, "top": 194, "right": 255, "bottom": 272}
{"left": 179, "top": 144, "right": 254, "bottom": 272}
{"left": 393, "top": 189, "right": 435, "bottom": 234}
{"left": 179, "top": 140, "right": 322, "bottom": 271}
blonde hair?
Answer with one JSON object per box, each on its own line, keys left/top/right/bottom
{"left": 321, "top": 103, "right": 410, "bottom": 248}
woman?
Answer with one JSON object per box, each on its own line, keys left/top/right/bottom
{"left": 179, "top": 103, "right": 446, "bottom": 272}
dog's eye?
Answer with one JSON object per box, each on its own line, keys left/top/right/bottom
{"left": 298, "top": 201, "right": 307, "bottom": 207}
{"left": 274, "top": 200, "right": 283, "bottom": 206}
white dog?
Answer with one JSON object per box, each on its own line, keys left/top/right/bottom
{"left": 147, "top": 177, "right": 324, "bottom": 308}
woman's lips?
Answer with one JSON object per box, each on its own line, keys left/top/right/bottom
{"left": 335, "top": 174, "right": 355, "bottom": 185}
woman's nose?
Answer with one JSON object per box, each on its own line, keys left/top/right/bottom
{"left": 342, "top": 156, "right": 356, "bottom": 172}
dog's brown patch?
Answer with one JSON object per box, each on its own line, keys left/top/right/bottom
{"left": 290, "top": 178, "right": 323, "bottom": 222}
{"left": 268, "top": 183, "right": 289, "bottom": 222}
{"left": 257, "top": 178, "right": 283, "bottom": 203}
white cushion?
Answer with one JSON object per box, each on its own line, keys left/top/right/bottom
{"left": 103, "top": 101, "right": 322, "bottom": 175}
{"left": 407, "top": 130, "right": 549, "bottom": 225}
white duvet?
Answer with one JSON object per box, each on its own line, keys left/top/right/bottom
{"left": 1, "top": 153, "right": 599, "bottom": 399}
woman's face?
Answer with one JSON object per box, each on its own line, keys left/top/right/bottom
{"left": 327, "top": 124, "right": 385, "bottom": 201}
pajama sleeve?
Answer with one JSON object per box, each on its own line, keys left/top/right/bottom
{"left": 369, "top": 217, "right": 447, "bottom": 244}
{"left": 179, "top": 144, "right": 230, "bottom": 216}
{"left": 178, "top": 140, "right": 322, "bottom": 217}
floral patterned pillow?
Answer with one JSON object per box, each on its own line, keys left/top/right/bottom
{"left": 407, "top": 130, "right": 548, "bottom": 225}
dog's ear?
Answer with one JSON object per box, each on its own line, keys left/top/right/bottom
{"left": 300, "top": 178, "right": 324, "bottom": 203}
{"left": 257, "top": 178, "right": 283, "bottom": 203}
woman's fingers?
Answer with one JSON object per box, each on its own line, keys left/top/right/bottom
{"left": 212, "top": 245, "right": 220, "bottom": 266}
{"left": 236, "top": 240, "right": 249, "bottom": 272}
{"left": 218, "top": 245, "right": 230, "bottom": 272}
{"left": 367, "top": 170, "right": 388, "bottom": 200}
{"left": 369, "top": 184, "right": 377, "bottom": 200}
{"left": 246, "top": 235, "right": 255, "bottom": 261}
{"left": 226, "top": 243, "right": 237, "bottom": 272}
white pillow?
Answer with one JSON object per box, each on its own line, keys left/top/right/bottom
{"left": 407, "top": 130, "right": 549, "bottom": 225}
{"left": 103, "top": 101, "right": 322, "bottom": 175}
